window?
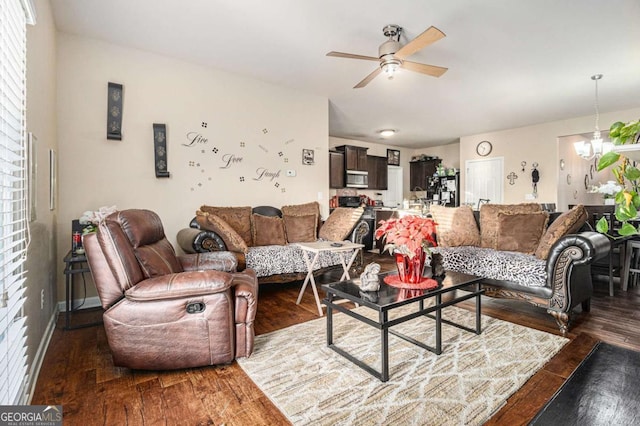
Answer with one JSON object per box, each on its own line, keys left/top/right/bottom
{"left": 0, "top": 0, "right": 35, "bottom": 405}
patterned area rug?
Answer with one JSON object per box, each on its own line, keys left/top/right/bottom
{"left": 238, "top": 304, "right": 568, "bottom": 425}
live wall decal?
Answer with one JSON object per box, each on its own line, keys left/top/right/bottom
{"left": 153, "top": 123, "right": 170, "bottom": 178}
{"left": 107, "top": 82, "right": 123, "bottom": 140}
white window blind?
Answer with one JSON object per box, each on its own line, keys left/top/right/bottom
{"left": 0, "top": 0, "right": 29, "bottom": 405}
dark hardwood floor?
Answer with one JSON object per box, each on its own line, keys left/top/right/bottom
{"left": 32, "top": 252, "right": 640, "bottom": 425}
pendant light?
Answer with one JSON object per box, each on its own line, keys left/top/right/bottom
{"left": 574, "top": 74, "right": 613, "bottom": 160}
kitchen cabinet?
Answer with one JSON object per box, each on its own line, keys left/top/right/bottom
{"left": 329, "top": 151, "right": 345, "bottom": 188}
{"left": 410, "top": 159, "right": 440, "bottom": 191}
{"left": 335, "top": 145, "right": 368, "bottom": 172}
{"left": 367, "top": 155, "right": 388, "bottom": 190}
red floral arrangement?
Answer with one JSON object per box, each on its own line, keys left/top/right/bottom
{"left": 374, "top": 215, "right": 438, "bottom": 259}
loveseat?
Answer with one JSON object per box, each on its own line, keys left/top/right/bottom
{"left": 177, "top": 202, "right": 367, "bottom": 283}
{"left": 429, "top": 203, "right": 610, "bottom": 335}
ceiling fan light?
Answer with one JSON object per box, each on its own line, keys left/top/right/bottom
{"left": 379, "top": 129, "right": 396, "bottom": 138}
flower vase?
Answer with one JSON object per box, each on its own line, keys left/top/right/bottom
{"left": 394, "top": 247, "right": 426, "bottom": 283}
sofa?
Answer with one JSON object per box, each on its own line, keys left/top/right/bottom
{"left": 429, "top": 203, "right": 610, "bottom": 335}
{"left": 177, "top": 202, "right": 368, "bottom": 283}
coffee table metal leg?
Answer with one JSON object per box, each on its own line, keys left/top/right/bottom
{"left": 380, "top": 310, "right": 389, "bottom": 382}
{"left": 475, "top": 282, "right": 482, "bottom": 334}
{"left": 435, "top": 294, "right": 442, "bottom": 355}
{"left": 326, "top": 294, "right": 333, "bottom": 346}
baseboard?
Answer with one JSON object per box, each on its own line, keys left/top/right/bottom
{"left": 25, "top": 306, "right": 58, "bottom": 404}
{"left": 57, "top": 296, "right": 102, "bottom": 312}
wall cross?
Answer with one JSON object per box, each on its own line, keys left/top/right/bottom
{"left": 507, "top": 172, "right": 518, "bottom": 185}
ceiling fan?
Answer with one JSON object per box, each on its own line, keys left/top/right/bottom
{"left": 327, "top": 24, "right": 448, "bottom": 88}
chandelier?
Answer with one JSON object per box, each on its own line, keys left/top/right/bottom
{"left": 574, "top": 74, "right": 613, "bottom": 160}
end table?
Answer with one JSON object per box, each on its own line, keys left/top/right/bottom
{"left": 63, "top": 250, "right": 102, "bottom": 330}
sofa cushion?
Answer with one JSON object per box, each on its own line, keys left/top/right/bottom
{"left": 434, "top": 246, "right": 547, "bottom": 288}
{"left": 252, "top": 213, "right": 287, "bottom": 246}
{"left": 535, "top": 204, "right": 588, "bottom": 259}
{"left": 318, "top": 207, "right": 364, "bottom": 242}
{"left": 495, "top": 211, "right": 549, "bottom": 254}
{"left": 281, "top": 201, "right": 322, "bottom": 233}
{"left": 283, "top": 213, "right": 317, "bottom": 243}
{"left": 480, "top": 203, "right": 542, "bottom": 249}
{"left": 199, "top": 205, "right": 253, "bottom": 246}
{"left": 196, "top": 211, "right": 249, "bottom": 253}
{"left": 430, "top": 205, "right": 481, "bottom": 247}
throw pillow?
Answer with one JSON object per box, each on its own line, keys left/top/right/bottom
{"left": 430, "top": 205, "right": 481, "bottom": 247}
{"left": 196, "top": 211, "right": 249, "bottom": 253}
{"left": 251, "top": 213, "right": 287, "bottom": 246}
{"left": 281, "top": 201, "right": 322, "bottom": 232}
{"left": 495, "top": 211, "right": 549, "bottom": 254}
{"left": 480, "top": 203, "right": 542, "bottom": 249}
{"left": 199, "top": 205, "right": 253, "bottom": 246}
{"left": 283, "top": 214, "right": 317, "bottom": 243}
{"left": 318, "top": 207, "right": 364, "bottom": 242}
{"left": 535, "top": 204, "right": 588, "bottom": 260}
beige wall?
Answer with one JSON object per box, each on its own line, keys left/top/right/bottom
{"left": 25, "top": 0, "right": 58, "bottom": 399}
{"left": 460, "top": 107, "right": 640, "bottom": 207}
{"left": 56, "top": 34, "right": 329, "bottom": 302}
{"left": 412, "top": 142, "right": 461, "bottom": 170}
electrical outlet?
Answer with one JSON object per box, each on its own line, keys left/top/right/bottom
{"left": 286, "top": 170, "right": 296, "bottom": 177}
{"left": 40, "top": 289, "right": 44, "bottom": 309}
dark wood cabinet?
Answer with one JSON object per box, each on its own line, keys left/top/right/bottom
{"left": 410, "top": 160, "right": 440, "bottom": 190}
{"left": 329, "top": 151, "right": 344, "bottom": 188}
{"left": 367, "top": 155, "right": 388, "bottom": 190}
{"left": 336, "top": 145, "right": 368, "bottom": 172}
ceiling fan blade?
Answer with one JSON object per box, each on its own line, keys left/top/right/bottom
{"left": 395, "top": 26, "right": 446, "bottom": 60}
{"left": 354, "top": 68, "right": 382, "bottom": 89}
{"left": 402, "top": 61, "right": 448, "bottom": 77}
{"left": 326, "top": 51, "right": 379, "bottom": 61}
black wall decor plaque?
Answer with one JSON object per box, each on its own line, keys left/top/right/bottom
{"left": 106, "top": 82, "right": 123, "bottom": 140}
{"left": 153, "top": 123, "right": 170, "bottom": 178}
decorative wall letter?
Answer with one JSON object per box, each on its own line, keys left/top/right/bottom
{"left": 107, "top": 82, "right": 123, "bottom": 140}
{"left": 153, "top": 123, "right": 170, "bottom": 178}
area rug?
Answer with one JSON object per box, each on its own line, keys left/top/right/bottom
{"left": 530, "top": 341, "right": 640, "bottom": 425}
{"left": 238, "top": 304, "right": 568, "bottom": 425}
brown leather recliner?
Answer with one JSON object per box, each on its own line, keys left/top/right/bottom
{"left": 83, "top": 209, "right": 258, "bottom": 370}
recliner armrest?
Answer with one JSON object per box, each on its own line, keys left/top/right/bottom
{"left": 178, "top": 251, "right": 237, "bottom": 272}
{"left": 125, "top": 270, "right": 233, "bottom": 301}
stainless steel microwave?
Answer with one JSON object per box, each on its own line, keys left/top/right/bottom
{"left": 345, "top": 170, "right": 368, "bottom": 188}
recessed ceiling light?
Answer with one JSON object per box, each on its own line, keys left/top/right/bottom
{"left": 378, "top": 129, "right": 396, "bottom": 138}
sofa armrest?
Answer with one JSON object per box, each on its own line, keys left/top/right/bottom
{"left": 546, "top": 231, "right": 610, "bottom": 313}
{"left": 177, "top": 227, "right": 227, "bottom": 254}
{"left": 125, "top": 270, "right": 233, "bottom": 301}
{"left": 178, "top": 251, "right": 238, "bottom": 272}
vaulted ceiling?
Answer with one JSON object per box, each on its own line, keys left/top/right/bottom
{"left": 51, "top": 0, "right": 640, "bottom": 147}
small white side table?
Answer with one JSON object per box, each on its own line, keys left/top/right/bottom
{"left": 295, "top": 241, "right": 364, "bottom": 316}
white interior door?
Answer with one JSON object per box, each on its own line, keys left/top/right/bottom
{"left": 383, "top": 166, "right": 403, "bottom": 208}
{"left": 465, "top": 158, "right": 504, "bottom": 207}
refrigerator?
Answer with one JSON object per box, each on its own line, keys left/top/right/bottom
{"left": 435, "top": 173, "right": 460, "bottom": 207}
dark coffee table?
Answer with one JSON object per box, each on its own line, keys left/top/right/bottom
{"left": 322, "top": 270, "right": 484, "bottom": 382}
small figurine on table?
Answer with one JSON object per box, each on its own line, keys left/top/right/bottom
{"left": 359, "top": 262, "right": 381, "bottom": 291}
